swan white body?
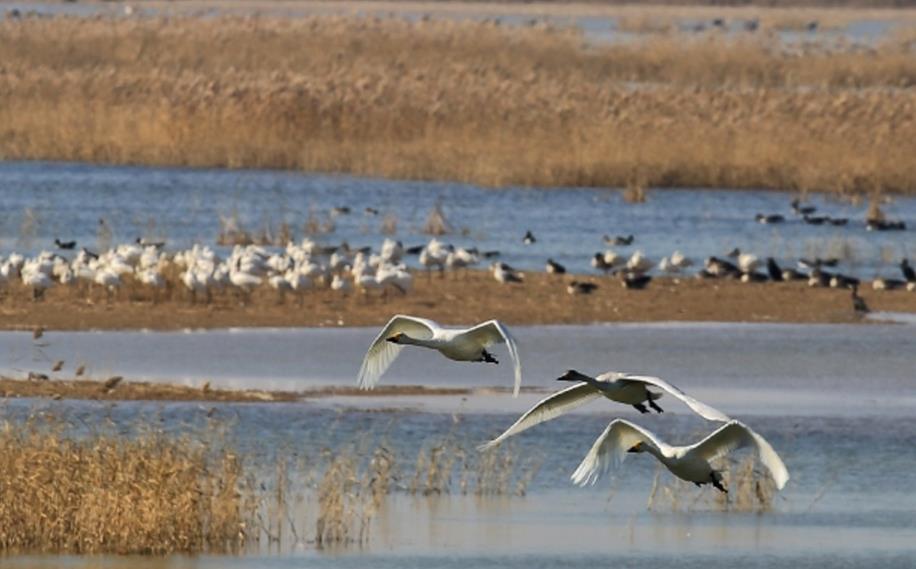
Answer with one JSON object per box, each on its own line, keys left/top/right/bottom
{"left": 661, "top": 251, "right": 693, "bottom": 273}
{"left": 571, "top": 419, "right": 789, "bottom": 492}
{"left": 331, "top": 274, "right": 352, "bottom": 293}
{"left": 492, "top": 263, "right": 523, "bottom": 284}
{"left": 738, "top": 253, "right": 761, "bottom": 274}
{"left": 479, "top": 370, "right": 730, "bottom": 451}
{"left": 626, "top": 251, "right": 654, "bottom": 273}
{"left": 357, "top": 315, "right": 522, "bottom": 396}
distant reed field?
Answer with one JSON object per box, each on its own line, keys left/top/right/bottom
{"left": 0, "top": 16, "right": 914, "bottom": 192}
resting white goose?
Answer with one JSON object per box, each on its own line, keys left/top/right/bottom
{"left": 479, "top": 369, "right": 729, "bottom": 451}
{"left": 357, "top": 315, "right": 522, "bottom": 396}
{"left": 571, "top": 418, "right": 789, "bottom": 493}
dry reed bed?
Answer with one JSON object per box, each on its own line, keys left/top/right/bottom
{"left": 0, "top": 417, "right": 254, "bottom": 554}
{"left": 0, "top": 17, "right": 914, "bottom": 192}
{"left": 0, "top": 411, "right": 537, "bottom": 553}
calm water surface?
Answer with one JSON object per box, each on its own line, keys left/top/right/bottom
{"left": 1, "top": 161, "right": 914, "bottom": 277}
{"left": 1, "top": 323, "right": 914, "bottom": 567}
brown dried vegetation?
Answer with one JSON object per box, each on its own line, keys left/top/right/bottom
{"left": 0, "top": 411, "right": 535, "bottom": 554}
{"left": 0, "top": 417, "right": 254, "bottom": 554}
{"left": 0, "top": 16, "right": 913, "bottom": 192}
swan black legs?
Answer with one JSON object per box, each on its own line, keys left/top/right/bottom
{"left": 479, "top": 350, "right": 498, "bottom": 364}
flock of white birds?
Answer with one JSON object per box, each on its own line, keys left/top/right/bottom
{"left": 0, "top": 238, "right": 452, "bottom": 301}
{"left": 2, "top": 231, "right": 913, "bottom": 303}
{"left": 357, "top": 315, "right": 790, "bottom": 494}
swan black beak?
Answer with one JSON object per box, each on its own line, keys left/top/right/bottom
{"left": 627, "top": 445, "right": 641, "bottom": 453}
{"left": 556, "top": 369, "right": 588, "bottom": 383}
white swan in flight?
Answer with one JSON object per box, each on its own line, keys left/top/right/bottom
{"left": 357, "top": 315, "right": 522, "bottom": 395}
{"left": 479, "top": 369, "right": 729, "bottom": 451}
{"left": 572, "top": 418, "right": 789, "bottom": 492}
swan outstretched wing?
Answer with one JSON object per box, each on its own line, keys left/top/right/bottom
{"left": 571, "top": 419, "right": 668, "bottom": 486}
{"left": 357, "top": 315, "right": 438, "bottom": 389}
{"left": 692, "top": 420, "right": 790, "bottom": 490}
{"left": 458, "top": 320, "right": 523, "bottom": 396}
{"left": 620, "top": 374, "right": 731, "bottom": 422}
{"left": 478, "top": 383, "right": 601, "bottom": 452}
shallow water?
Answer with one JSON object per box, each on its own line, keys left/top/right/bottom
{"left": 1, "top": 161, "right": 914, "bottom": 278}
{"left": 3, "top": 322, "right": 915, "bottom": 416}
{"left": 0, "top": 2, "right": 903, "bottom": 46}
{"left": 2, "top": 323, "right": 915, "bottom": 566}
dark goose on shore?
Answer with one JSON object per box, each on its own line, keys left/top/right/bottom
{"left": 901, "top": 259, "right": 916, "bottom": 282}
{"left": 766, "top": 258, "right": 783, "bottom": 281}
{"left": 546, "top": 259, "right": 566, "bottom": 274}
{"left": 621, "top": 272, "right": 652, "bottom": 290}
{"left": 567, "top": 281, "right": 598, "bottom": 295}
{"left": 852, "top": 287, "right": 869, "bottom": 315}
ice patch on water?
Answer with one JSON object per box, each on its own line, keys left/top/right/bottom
{"left": 866, "top": 311, "right": 916, "bottom": 326}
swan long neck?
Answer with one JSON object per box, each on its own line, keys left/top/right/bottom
{"left": 400, "top": 334, "right": 436, "bottom": 348}
{"left": 634, "top": 440, "right": 677, "bottom": 463}
{"left": 643, "top": 444, "right": 670, "bottom": 462}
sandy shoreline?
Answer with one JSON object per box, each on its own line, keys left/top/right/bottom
{"left": 0, "top": 271, "right": 913, "bottom": 331}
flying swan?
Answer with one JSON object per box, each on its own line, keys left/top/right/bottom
{"left": 357, "top": 315, "right": 522, "bottom": 395}
{"left": 479, "top": 369, "right": 729, "bottom": 451}
{"left": 571, "top": 418, "right": 789, "bottom": 492}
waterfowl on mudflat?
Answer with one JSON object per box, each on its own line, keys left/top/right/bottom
{"left": 900, "top": 259, "right": 915, "bottom": 282}
{"left": 546, "top": 259, "right": 567, "bottom": 274}
{"left": 851, "top": 286, "right": 869, "bottom": 315}
{"left": 872, "top": 277, "right": 906, "bottom": 291}
{"left": 567, "top": 281, "right": 598, "bottom": 295}
{"left": 621, "top": 271, "right": 652, "bottom": 290}
{"left": 766, "top": 258, "right": 783, "bottom": 281}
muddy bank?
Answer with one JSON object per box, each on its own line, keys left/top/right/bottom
{"left": 1, "top": 271, "right": 913, "bottom": 331}
{"left": 0, "top": 376, "right": 483, "bottom": 403}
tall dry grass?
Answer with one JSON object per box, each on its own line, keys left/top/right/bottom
{"left": 0, "top": 417, "right": 254, "bottom": 554}
{"left": 0, "top": 411, "right": 536, "bottom": 554}
{"left": 0, "top": 16, "right": 914, "bottom": 192}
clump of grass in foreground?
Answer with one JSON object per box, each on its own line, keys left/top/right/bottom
{"left": 0, "top": 407, "right": 541, "bottom": 555}
{"left": 0, "top": 16, "right": 913, "bottom": 193}
{"left": 0, "top": 417, "right": 255, "bottom": 554}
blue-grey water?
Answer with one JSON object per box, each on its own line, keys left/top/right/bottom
{"left": 0, "top": 2, "right": 905, "bottom": 46}
{"left": 1, "top": 161, "right": 914, "bottom": 278}
{"left": 1, "top": 323, "right": 915, "bottom": 566}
